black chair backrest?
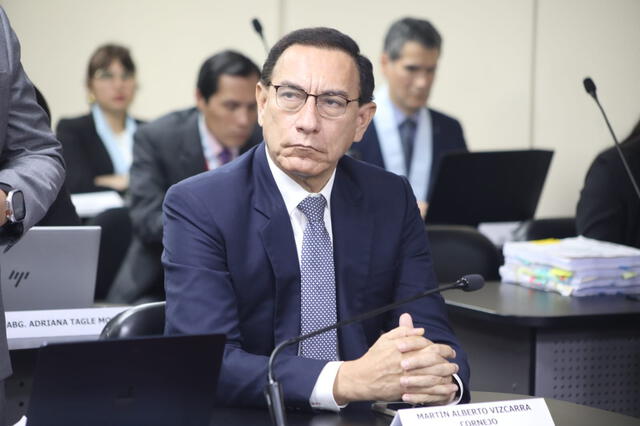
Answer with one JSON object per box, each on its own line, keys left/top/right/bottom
{"left": 100, "top": 301, "right": 165, "bottom": 339}
{"left": 87, "top": 207, "right": 133, "bottom": 300}
{"left": 426, "top": 225, "right": 501, "bottom": 283}
{"left": 520, "top": 217, "right": 576, "bottom": 241}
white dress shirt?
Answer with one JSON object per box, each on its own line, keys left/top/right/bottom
{"left": 198, "top": 113, "right": 239, "bottom": 170}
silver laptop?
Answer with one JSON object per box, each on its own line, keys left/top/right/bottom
{"left": 0, "top": 226, "right": 100, "bottom": 311}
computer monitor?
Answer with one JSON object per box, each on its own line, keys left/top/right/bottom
{"left": 426, "top": 150, "right": 553, "bottom": 226}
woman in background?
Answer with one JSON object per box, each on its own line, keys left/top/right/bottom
{"left": 57, "top": 44, "right": 141, "bottom": 193}
{"left": 576, "top": 118, "right": 640, "bottom": 248}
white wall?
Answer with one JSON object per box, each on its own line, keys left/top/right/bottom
{"left": 2, "top": 0, "right": 280, "bottom": 120}
{"left": 284, "top": 0, "right": 535, "bottom": 153}
{"left": 2, "top": 0, "right": 639, "bottom": 218}
{"left": 533, "top": 0, "right": 640, "bottom": 216}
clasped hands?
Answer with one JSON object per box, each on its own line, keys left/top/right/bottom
{"left": 333, "top": 313, "right": 459, "bottom": 406}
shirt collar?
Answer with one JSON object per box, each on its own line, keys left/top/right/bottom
{"left": 389, "top": 95, "right": 421, "bottom": 126}
{"left": 197, "top": 112, "right": 239, "bottom": 157}
{"left": 265, "top": 146, "right": 336, "bottom": 216}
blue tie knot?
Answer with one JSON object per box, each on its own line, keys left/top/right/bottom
{"left": 297, "top": 195, "right": 326, "bottom": 223}
{"left": 400, "top": 118, "right": 417, "bottom": 133}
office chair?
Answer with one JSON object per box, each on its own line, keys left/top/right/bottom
{"left": 517, "top": 217, "right": 576, "bottom": 241}
{"left": 426, "top": 224, "right": 501, "bottom": 283}
{"left": 87, "top": 207, "right": 133, "bottom": 300}
{"left": 99, "top": 301, "right": 165, "bottom": 339}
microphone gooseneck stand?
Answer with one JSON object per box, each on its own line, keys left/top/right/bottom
{"left": 264, "top": 274, "right": 485, "bottom": 426}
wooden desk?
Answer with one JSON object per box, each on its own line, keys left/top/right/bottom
{"left": 444, "top": 281, "right": 640, "bottom": 417}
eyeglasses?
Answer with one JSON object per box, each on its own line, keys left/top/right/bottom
{"left": 271, "top": 84, "right": 358, "bottom": 118}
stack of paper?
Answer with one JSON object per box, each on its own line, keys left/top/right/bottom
{"left": 499, "top": 236, "right": 640, "bottom": 296}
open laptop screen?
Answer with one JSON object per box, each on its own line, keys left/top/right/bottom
{"left": 426, "top": 150, "right": 553, "bottom": 227}
{"left": 0, "top": 226, "right": 100, "bottom": 311}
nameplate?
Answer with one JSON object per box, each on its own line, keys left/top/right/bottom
{"left": 5, "top": 307, "right": 129, "bottom": 339}
{"left": 390, "top": 398, "right": 554, "bottom": 426}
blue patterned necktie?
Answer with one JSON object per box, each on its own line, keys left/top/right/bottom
{"left": 297, "top": 195, "right": 338, "bottom": 360}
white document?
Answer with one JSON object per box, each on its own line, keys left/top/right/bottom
{"left": 70, "top": 191, "right": 124, "bottom": 218}
{"left": 502, "top": 237, "right": 640, "bottom": 270}
{"left": 390, "top": 398, "right": 554, "bottom": 426}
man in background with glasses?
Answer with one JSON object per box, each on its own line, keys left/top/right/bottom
{"left": 164, "top": 27, "right": 469, "bottom": 411}
{"left": 350, "top": 17, "right": 467, "bottom": 218}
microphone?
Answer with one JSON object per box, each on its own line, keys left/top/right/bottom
{"left": 252, "top": 18, "right": 270, "bottom": 55}
{"left": 583, "top": 77, "right": 640, "bottom": 202}
{"left": 264, "top": 274, "right": 485, "bottom": 426}
{"left": 583, "top": 77, "right": 596, "bottom": 98}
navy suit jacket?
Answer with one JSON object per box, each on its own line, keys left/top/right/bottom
{"left": 350, "top": 108, "right": 467, "bottom": 201}
{"left": 163, "top": 143, "right": 470, "bottom": 409}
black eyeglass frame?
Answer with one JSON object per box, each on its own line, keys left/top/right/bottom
{"left": 269, "top": 83, "right": 360, "bottom": 118}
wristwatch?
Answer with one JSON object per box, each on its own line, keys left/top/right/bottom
{"left": 5, "top": 189, "right": 26, "bottom": 224}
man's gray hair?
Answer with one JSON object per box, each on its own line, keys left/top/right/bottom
{"left": 383, "top": 17, "right": 442, "bottom": 60}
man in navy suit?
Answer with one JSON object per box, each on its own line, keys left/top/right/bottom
{"left": 164, "top": 27, "right": 469, "bottom": 411}
{"left": 350, "top": 18, "right": 467, "bottom": 218}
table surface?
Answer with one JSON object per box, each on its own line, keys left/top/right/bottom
{"left": 443, "top": 281, "right": 640, "bottom": 327}
{"left": 207, "top": 392, "right": 640, "bottom": 426}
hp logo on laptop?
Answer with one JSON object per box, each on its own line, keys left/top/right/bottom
{"left": 8, "top": 270, "right": 29, "bottom": 287}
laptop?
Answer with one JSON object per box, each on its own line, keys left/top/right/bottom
{"left": 426, "top": 150, "right": 553, "bottom": 227}
{"left": 26, "top": 333, "right": 226, "bottom": 426}
{"left": 0, "top": 226, "right": 100, "bottom": 311}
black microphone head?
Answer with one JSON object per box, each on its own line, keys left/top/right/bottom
{"left": 583, "top": 77, "right": 597, "bottom": 97}
{"left": 456, "top": 274, "right": 485, "bottom": 292}
{"left": 252, "top": 18, "right": 263, "bottom": 35}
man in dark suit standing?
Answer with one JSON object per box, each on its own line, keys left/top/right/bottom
{"left": 0, "top": 7, "right": 65, "bottom": 419}
{"left": 164, "top": 27, "right": 468, "bottom": 411}
{"left": 107, "top": 50, "right": 261, "bottom": 303}
{"left": 350, "top": 18, "right": 467, "bottom": 218}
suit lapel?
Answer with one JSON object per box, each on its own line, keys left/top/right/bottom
{"left": 362, "top": 125, "right": 385, "bottom": 168}
{"left": 178, "top": 110, "right": 207, "bottom": 179}
{"left": 252, "top": 145, "right": 301, "bottom": 354}
{"left": 331, "top": 159, "right": 373, "bottom": 359}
